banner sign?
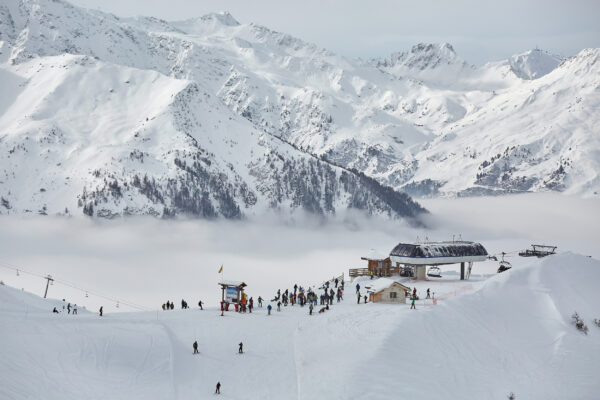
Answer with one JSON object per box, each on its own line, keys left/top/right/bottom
{"left": 225, "top": 286, "right": 238, "bottom": 302}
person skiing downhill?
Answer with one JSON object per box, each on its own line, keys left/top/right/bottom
{"left": 193, "top": 341, "right": 199, "bottom": 354}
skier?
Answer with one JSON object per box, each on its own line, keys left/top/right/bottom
{"left": 410, "top": 298, "right": 416, "bottom": 310}
{"left": 193, "top": 341, "right": 199, "bottom": 354}
{"left": 162, "top": 304, "right": 166, "bottom": 311}
{"left": 277, "top": 301, "right": 281, "bottom": 312}
{"left": 364, "top": 295, "right": 368, "bottom": 304}
{"left": 73, "top": 304, "right": 78, "bottom": 315}
{"left": 412, "top": 287, "right": 417, "bottom": 298}
{"left": 335, "top": 278, "right": 339, "bottom": 288}
{"left": 238, "top": 342, "right": 243, "bottom": 354}
{"left": 258, "top": 296, "right": 263, "bottom": 307}
{"left": 426, "top": 288, "right": 431, "bottom": 299}
{"left": 215, "top": 382, "right": 221, "bottom": 394}
{"left": 357, "top": 292, "right": 361, "bottom": 304}
{"left": 67, "top": 303, "right": 71, "bottom": 314}
{"left": 267, "top": 304, "right": 272, "bottom": 315}
{"left": 309, "top": 302, "right": 314, "bottom": 315}
{"left": 356, "top": 283, "right": 360, "bottom": 294}
{"left": 370, "top": 270, "right": 374, "bottom": 279}
{"left": 52, "top": 307, "right": 59, "bottom": 313}
{"left": 99, "top": 306, "right": 103, "bottom": 317}
{"left": 198, "top": 300, "right": 203, "bottom": 310}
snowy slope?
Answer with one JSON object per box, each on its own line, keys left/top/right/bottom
{"left": 1, "top": 252, "right": 598, "bottom": 399}
{"left": 0, "top": 0, "right": 599, "bottom": 220}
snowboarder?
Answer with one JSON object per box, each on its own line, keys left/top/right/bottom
{"left": 193, "top": 341, "right": 199, "bottom": 354}
{"left": 198, "top": 300, "right": 203, "bottom": 310}
{"left": 410, "top": 298, "right": 416, "bottom": 309}
{"left": 267, "top": 304, "right": 272, "bottom": 315}
{"left": 99, "top": 306, "right": 103, "bottom": 317}
{"left": 356, "top": 283, "right": 360, "bottom": 294}
{"left": 238, "top": 342, "right": 243, "bottom": 354}
{"left": 426, "top": 288, "right": 431, "bottom": 299}
{"left": 215, "top": 381, "right": 221, "bottom": 394}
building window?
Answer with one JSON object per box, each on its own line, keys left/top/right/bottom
{"left": 389, "top": 292, "right": 397, "bottom": 299}
{"left": 377, "top": 261, "right": 382, "bottom": 269}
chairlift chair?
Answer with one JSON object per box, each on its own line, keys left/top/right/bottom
{"left": 427, "top": 266, "right": 442, "bottom": 278}
{"left": 497, "top": 252, "right": 512, "bottom": 273}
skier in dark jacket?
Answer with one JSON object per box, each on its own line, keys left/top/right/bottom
{"left": 198, "top": 300, "right": 203, "bottom": 310}
{"left": 267, "top": 304, "right": 272, "bottom": 315}
{"left": 238, "top": 342, "right": 243, "bottom": 354}
{"left": 193, "top": 341, "right": 199, "bottom": 354}
{"left": 52, "top": 307, "right": 59, "bottom": 313}
{"left": 99, "top": 306, "right": 103, "bottom": 317}
{"left": 356, "top": 283, "right": 360, "bottom": 294}
{"left": 215, "top": 382, "right": 221, "bottom": 394}
{"left": 277, "top": 301, "right": 281, "bottom": 311}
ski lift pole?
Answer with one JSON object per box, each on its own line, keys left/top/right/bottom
{"left": 43, "top": 275, "right": 54, "bottom": 299}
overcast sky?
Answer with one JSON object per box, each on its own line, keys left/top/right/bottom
{"left": 69, "top": 0, "right": 599, "bottom": 65}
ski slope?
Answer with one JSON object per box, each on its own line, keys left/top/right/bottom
{"left": 1, "top": 252, "right": 598, "bottom": 399}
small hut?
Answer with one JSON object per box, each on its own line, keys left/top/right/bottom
{"left": 366, "top": 279, "right": 411, "bottom": 303}
{"left": 218, "top": 281, "right": 247, "bottom": 310}
{"left": 361, "top": 249, "right": 393, "bottom": 277}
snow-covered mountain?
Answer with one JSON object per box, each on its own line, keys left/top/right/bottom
{"left": 0, "top": 0, "right": 598, "bottom": 218}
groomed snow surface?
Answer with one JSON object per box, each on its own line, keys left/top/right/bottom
{"left": 1, "top": 253, "right": 599, "bottom": 399}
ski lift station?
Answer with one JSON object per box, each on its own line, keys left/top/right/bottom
{"left": 351, "top": 241, "right": 489, "bottom": 281}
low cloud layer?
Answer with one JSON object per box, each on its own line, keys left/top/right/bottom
{"left": 0, "top": 193, "right": 597, "bottom": 314}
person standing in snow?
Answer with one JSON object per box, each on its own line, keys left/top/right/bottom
{"left": 277, "top": 301, "right": 281, "bottom": 312}
{"left": 73, "top": 304, "right": 78, "bottom": 315}
{"left": 267, "top": 304, "right": 272, "bottom": 315}
{"left": 215, "top": 382, "right": 221, "bottom": 394}
{"left": 364, "top": 295, "right": 368, "bottom": 304}
{"left": 410, "top": 298, "right": 416, "bottom": 309}
{"left": 335, "top": 278, "right": 339, "bottom": 288}
{"left": 52, "top": 307, "right": 59, "bottom": 313}
{"left": 198, "top": 300, "right": 203, "bottom": 310}
{"left": 309, "top": 302, "right": 314, "bottom": 315}
{"left": 356, "top": 283, "right": 360, "bottom": 294}
{"left": 426, "top": 288, "right": 431, "bottom": 299}
{"left": 193, "top": 341, "right": 199, "bottom": 354}
{"left": 238, "top": 342, "right": 243, "bottom": 354}
{"left": 412, "top": 287, "right": 417, "bottom": 298}
{"left": 99, "top": 306, "right": 103, "bottom": 317}
{"left": 67, "top": 303, "right": 71, "bottom": 314}
{"left": 357, "top": 292, "right": 361, "bottom": 304}
{"left": 258, "top": 296, "right": 263, "bottom": 307}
